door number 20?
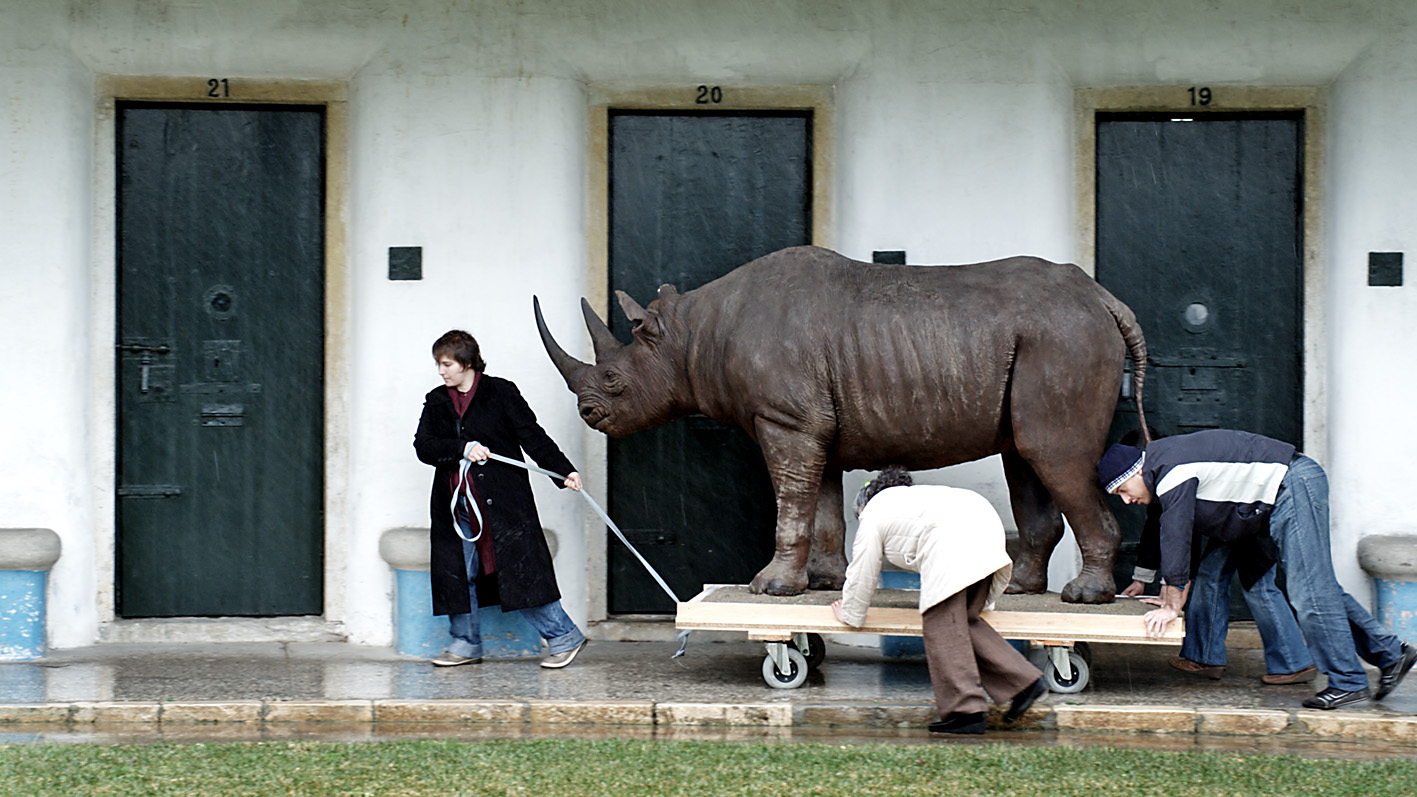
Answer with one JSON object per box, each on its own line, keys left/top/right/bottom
{"left": 695, "top": 85, "right": 723, "bottom": 104}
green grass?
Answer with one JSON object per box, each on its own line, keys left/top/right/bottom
{"left": 0, "top": 739, "right": 1415, "bottom": 796}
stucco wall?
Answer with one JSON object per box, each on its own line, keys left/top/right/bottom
{"left": 2, "top": 0, "right": 1414, "bottom": 647}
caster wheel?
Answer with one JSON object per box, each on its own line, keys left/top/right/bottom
{"left": 1036, "top": 650, "right": 1089, "bottom": 694}
{"left": 793, "top": 633, "right": 827, "bottom": 669}
{"left": 762, "top": 647, "right": 809, "bottom": 689}
{"left": 1073, "top": 640, "right": 1094, "bottom": 666}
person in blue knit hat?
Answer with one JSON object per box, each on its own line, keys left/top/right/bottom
{"left": 1098, "top": 429, "right": 1416, "bottom": 710}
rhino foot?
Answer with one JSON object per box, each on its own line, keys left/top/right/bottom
{"left": 749, "top": 562, "right": 809, "bottom": 596}
{"left": 1061, "top": 571, "right": 1116, "bottom": 604}
{"left": 1004, "top": 557, "right": 1048, "bottom": 594}
{"left": 806, "top": 552, "right": 847, "bottom": 591}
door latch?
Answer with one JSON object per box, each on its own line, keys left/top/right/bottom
{"left": 116, "top": 342, "right": 172, "bottom": 395}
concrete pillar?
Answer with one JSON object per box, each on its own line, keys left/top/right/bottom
{"left": 1358, "top": 534, "right": 1417, "bottom": 645}
{"left": 0, "top": 528, "right": 62, "bottom": 661}
{"left": 378, "top": 526, "right": 542, "bottom": 658}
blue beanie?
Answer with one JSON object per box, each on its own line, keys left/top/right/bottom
{"left": 1097, "top": 443, "right": 1144, "bottom": 493}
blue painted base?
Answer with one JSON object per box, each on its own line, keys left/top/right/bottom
{"left": 393, "top": 569, "right": 542, "bottom": 658}
{"left": 1372, "top": 578, "right": 1417, "bottom": 647}
{"left": 0, "top": 570, "right": 48, "bottom": 661}
{"left": 875, "top": 570, "right": 1029, "bottom": 659}
{"left": 879, "top": 570, "right": 925, "bottom": 659}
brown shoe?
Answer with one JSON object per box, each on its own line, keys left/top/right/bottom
{"left": 1169, "top": 657, "right": 1225, "bottom": 680}
{"left": 1262, "top": 665, "right": 1318, "bottom": 685}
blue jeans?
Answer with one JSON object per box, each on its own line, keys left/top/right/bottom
{"left": 1181, "top": 542, "right": 1313, "bottom": 675}
{"left": 1270, "top": 455, "right": 1402, "bottom": 692}
{"left": 446, "top": 502, "right": 584, "bottom": 660}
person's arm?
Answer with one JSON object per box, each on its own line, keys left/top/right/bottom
{"left": 1143, "top": 581, "right": 1190, "bottom": 639}
{"left": 1120, "top": 504, "right": 1163, "bottom": 596}
{"left": 833, "top": 516, "right": 885, "bottom": 627}
{"left": 501, "top": 381, "right": 579, "bottom": 489}
{"left": 413, "top": 395, "right": 465, "bottom": 467}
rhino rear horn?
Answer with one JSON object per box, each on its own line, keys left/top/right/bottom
{"left": 533, "top": 296, "right": 590, "bottom": 388}
{"left": 615, "top": 290, "right": 647, "bottom": 324}
{"left": 580, "top": 298, "right": 623, "bottom": 360}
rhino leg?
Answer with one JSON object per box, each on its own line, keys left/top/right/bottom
{"left": 1001, "top": 452, "right": 1062, "bottom": 595}
{"left": 806, "top": 466, "right": 846, "bottom": 590}
{"left": 1057, "top": 493, "right": 1121, "bottom": 604}
{"left": 747, "top": 418, "right": 824, "bottom": 596}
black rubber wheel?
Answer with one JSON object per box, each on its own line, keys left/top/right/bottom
{"left": 793, "top": 633, "right": 827, "bottom": 669}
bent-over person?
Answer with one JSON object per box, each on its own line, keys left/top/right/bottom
{"left": 831, "top": 467, "right": 1046, "bottom": 734}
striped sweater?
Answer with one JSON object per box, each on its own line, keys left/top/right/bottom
{"left": 1140, "top": 429, "right": 1296, "bottom": 589}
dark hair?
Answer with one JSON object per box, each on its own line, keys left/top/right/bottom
{"left": 854, "top": 466, "right": 913, "bottom": 514}
{"left": 432, "top": 330, "right": 486, "bottom": 372}
{"left": 1119, "top": 425, "right": 1164, "bottom": 449}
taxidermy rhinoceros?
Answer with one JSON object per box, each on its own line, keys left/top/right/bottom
{"left": 535, "top": 245, "right": 1148, "bottom": 603}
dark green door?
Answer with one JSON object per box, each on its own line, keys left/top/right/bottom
{"left": 1096, "top": 112, "right": 1303, "bottom": 605}
{"left": 116, "top": 103, "right": 325, "bottom": 617}
{"left": 607, "top": 111, "right": 812, "bottom": 613}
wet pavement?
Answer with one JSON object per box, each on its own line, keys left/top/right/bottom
{"left": 3, "top": 631, "right": 1417, "bottom": 756}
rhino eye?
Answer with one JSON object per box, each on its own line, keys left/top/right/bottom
{"left": 603, "top": 371, "right": 627, "bottom": 396}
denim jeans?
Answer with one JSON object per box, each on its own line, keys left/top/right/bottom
{"left": 446, "top": 500, "right": 585, "bottom": 660}
{"left": 1181, "top": 542, "right": 1313, "bottom": 675}
{"left": 1270, "top": 455, "right": 1401, "bottom": 692}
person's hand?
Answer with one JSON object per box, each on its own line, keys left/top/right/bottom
{"left": 1120, "top": 580, "right": 1146, "bottom": 597}
{"left": 564, "top": 471, "right": 583, "bottom": 491}
{"left": 830, "top": 599, "right": 846, "bottom": 624}
{"left": 463, "top": 442, "right": 490, "bottom": 462}
{"left": 1138, "top": 596, "right": 1163, "bottom": 607}
{"left": 1143, "top": 605, "right": 1179, "bottom": 639}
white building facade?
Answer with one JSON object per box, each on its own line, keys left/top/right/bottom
{"left": 2, "top": 0, "right": 1414, "bottom": 648}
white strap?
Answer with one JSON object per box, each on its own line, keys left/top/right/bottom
{"left": 451, "top": 457, "right": 484, "bottom": 543}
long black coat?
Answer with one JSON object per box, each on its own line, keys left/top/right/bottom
{"left": 413, "top": 375, "right": 576, "bottom": 615}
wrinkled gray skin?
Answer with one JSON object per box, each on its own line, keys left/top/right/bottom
{"left": 536, "top": 246, "right": 1149, "bottom": 603}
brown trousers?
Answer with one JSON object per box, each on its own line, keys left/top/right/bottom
{"left": 921, "top": 576, "right": 1042, "bottom": 717}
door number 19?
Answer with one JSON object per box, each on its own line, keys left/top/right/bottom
{"left": 1188, "top": 86, "right": 1212, "bottom": 106}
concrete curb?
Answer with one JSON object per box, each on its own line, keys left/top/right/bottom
{"left": 3, "top": 700, "right": 1417, "bottom": 742}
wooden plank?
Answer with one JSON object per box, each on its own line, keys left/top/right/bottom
{"left": 676, "top": 593, "right": 1184, "bottom": 645}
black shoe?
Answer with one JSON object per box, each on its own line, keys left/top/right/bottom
{"left": 1004, "top": 677, "right": 1049, "bottom": 723}
{"left": 1376, "top": 643, "right": 1417, "bottom": 700}
{"left": 1301, "top": 686, "right": 1371, "bottom": 710}
{"left": 928, "top": 712, "right": 986, "bottom": 734}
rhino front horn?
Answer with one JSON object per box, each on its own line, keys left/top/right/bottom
{"left": 533, "top": 296, "right": 590, "bottom": 388}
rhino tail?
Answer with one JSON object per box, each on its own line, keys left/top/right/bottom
{"left": 1096, "top": 283, "right": 1151, "bottom": 446}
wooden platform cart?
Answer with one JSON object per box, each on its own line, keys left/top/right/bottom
{"left": 676, "top": 585, "right": 1185, "bottom": 691}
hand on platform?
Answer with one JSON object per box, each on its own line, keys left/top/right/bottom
{"left": 1120, "top": 580, "right": 1146, "bottom": 597}
{"left": 830, "top": 599, "right": 846, "bottom": 624}
{"left": 1143, "top": 606, "right": 1179, "bottom": 639}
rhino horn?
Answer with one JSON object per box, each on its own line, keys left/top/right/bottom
{"left": 533, "top": 295, "right": 589, "bottom": 388}
{"left": 580, "top": 298, "right": 623, "bottom": 360}
{"left": 615, "top": 290, "right": 647, "bottom": 324}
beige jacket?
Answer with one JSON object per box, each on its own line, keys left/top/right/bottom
{"left": 838, "top": 484, "right": 1013, "bottom": 627}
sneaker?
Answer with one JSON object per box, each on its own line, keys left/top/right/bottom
{"left": 1262, "top": 665, "right": 1318, "bottom": 685}
{"left": 1169, "top": 657, "right": 1225, "bottom": 680}
{"left": 541, "top": 640, "right": 586, "bottom": 669}
{"left": 431, "top": 651, "right": 481, "bottom": 667}
{"left": 1004, "top": 677, "right": 1049, "bottom": 723}
{"left": 928, "top": 712, "right": 986, "bottom": 735}
{"left": 1376, "top": 643, "right": 1417, "bottom": 700}
{"left": 1301, "top": 686, "right": 1371, "bottom": 710}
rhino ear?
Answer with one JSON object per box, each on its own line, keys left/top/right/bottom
{"left": 615, "top": 290, "right": 647, "bottom": 326}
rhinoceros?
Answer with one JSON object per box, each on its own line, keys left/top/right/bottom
{"left": 535, "top": 245, "right": 1148, "bottom": 603}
